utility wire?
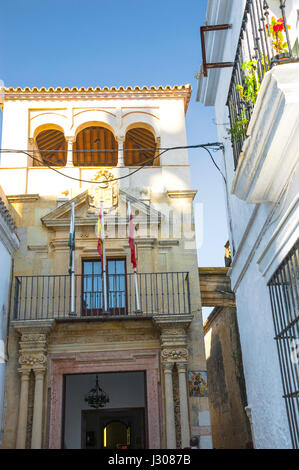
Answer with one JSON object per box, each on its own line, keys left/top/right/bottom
{"left": 0, "top": 143, "right": 225, "bottom": 185}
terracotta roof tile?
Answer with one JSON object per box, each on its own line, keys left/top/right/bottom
{"left": 0, "top": 84, "right": 192, "bottom": 112}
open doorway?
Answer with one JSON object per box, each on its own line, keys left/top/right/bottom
{"left": 63, "top": 371, "right": 147, "bottom": 449}
{"left": 82, "top": 408, "right": 145, "bottom": 449}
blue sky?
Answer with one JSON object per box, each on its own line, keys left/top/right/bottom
{"left": 0, "top": 0, "right": 228, "bottom": 268}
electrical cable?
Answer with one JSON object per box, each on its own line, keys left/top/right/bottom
{"left": 0, "top": 143, "right": 225, "bottom": 185}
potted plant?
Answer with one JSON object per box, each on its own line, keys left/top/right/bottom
{"left": 266, "top": 16, "right": 291, "bottom": 63}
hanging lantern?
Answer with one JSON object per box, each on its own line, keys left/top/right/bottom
{"left": 84, "top": 375, "right": 109, "bottom": 408}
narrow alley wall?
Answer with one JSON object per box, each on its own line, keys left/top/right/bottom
{"left": 204, "top": 307, "right": 252, "bottom": 449}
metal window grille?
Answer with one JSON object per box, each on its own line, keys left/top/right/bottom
{"left": 268, "top": 240, "right": 299, "bottom": 449}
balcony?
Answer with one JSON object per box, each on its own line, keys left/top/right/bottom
{"left": 227, "top": 0, "right": 297, "bottom": 170}
{"left": 12, "top": 272, "right": 191, "bottom": 321}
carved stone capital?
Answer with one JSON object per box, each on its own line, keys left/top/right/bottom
{"left": 12, "top": 320, "right": 54, "bottom": 372}
{"left": 176, "top": 361, "right": 188, "bottom": 373}
{"left": 116, "top": 134, "right": 125, "bottom": 143}
{"left": 163, "top": 361, "right": 174, "bottom": 372}
{"left": 161, "top": 347, "right": 188, "bottom": 363}
{"left": 19, "top": 352, "right": 47, "bottom": 368}
{"left": 65, "top": 136, "right": 76, "bottom": 144}
{"left": 18, "top": 367, "right": 31, "bottom": 378}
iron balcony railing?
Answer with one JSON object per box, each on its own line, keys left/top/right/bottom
{"left": 12, "top": 272, "right": 191, "bottom": 321}
{"left": 227, "top": 0, "right": 296, "bottom": 169}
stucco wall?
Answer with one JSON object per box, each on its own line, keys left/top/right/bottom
{"left": 0, "top": 244, "right": 12, "bottom": 447}
{"left": 198, "top": 0, "right": 299, "bottom": 449}
{"left": 204, "top": 307, "right": 251, "bottom": 449}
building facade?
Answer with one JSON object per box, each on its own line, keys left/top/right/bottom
{"left": 0, "top": 187, "right": 19, "bottom": 447}
{"left": 197, "top": 0, "right": 299, "bottom": 449}
{"left": 0, "top": 84, "right": 212, "bottom": 449}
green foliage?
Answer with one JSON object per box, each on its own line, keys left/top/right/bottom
{"left": 228, "top": 110, "right": 248, "bottom": 143}
{"left": 236, "top": 59, "right": 260, "bottom": 105}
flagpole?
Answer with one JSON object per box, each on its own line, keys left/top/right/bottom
{"left": 70, "top": 201, "right": 76, "bottom": 315}
{"left": 128, "top": 201, "right": 141, "bottom": 313}
{"left": 101, "top": 201, "right": 108, "bottom": 313}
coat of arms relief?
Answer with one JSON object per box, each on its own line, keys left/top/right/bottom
{"left": 87, "top": 169, "right": 118, "bottom": 213}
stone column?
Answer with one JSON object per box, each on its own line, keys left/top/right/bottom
{"left": 65, "top": 136, "right": 75, "bottom": 167}
{"left": 177, "top": 362, "right": 190, "bottom": 448}
{"left": 31, "top": 369, "right": 45, "bottom": 449}
{"left": 16, "top": 368, "right": 30, "bottom": 449}
{"left": 12, "top": 320, "right": 55, "bottom": 449}
{"left": 163, "top": 362, "right": 176, "bottom": 449}
{"left": 116, "top": 135, "right": 125, "bottom": 167}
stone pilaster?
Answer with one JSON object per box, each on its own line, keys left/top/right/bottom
{"left": 154, "top": 315, "right": 193, "bottom": 449}
{"left": 12, "top": 320, "right": 55, "bottom": 449}
{"left": 116, "top": 135, "right": 125, "bottom": 167}
{"left": 177, "top": 362, "right": 190, "bottom": 448}
{"left": 31, "top": 369, "right": 46, "bottom": 449}
{"left": 162, "top": 362, "right": 176, "bottom": 449}
{"left": 16, "top": 368, "right": 30, "bottom": 449}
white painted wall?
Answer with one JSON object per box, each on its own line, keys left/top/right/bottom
{"left": 0, "top": 199, "right": 19, "bottom": 448}
{"left": 0, "top": 245, "right": 12, "bottom": 448}
{"left": 197, "top": 0, "right": 299, "bottom": 448}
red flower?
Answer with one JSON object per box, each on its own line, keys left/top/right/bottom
{"left": 273, "top": 18, "right": 284, "bottom": 32}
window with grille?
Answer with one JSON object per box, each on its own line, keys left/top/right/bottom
{"left": 268, "top": 241, "right": 299, "bottom": 449}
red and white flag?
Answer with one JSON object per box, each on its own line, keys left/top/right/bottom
{"left": 96, "top": 203, "right": 107, "bottom": 271}
{"left": 128, "top": 201, "right": 137, "bottom": 270}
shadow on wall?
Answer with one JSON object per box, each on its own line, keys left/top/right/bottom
{"left": 204, "top": 306, "right": 253, "bottom": 449}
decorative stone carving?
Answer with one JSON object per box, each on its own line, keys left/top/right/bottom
{"left": 161, "top": 348, "right": 188, "bottom": 362}
{"left": 19, "top": 353, "right": 47, "bottom": 367}
{"left": 88, "top": 169, "right": 118, "bottom": 210}
{"left": 173, "top": 365, "right": 181, "bottom": 449}
{"left": 21, "top": 334, "right": 47, "bottom": 342}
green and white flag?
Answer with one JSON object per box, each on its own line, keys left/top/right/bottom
{"left": 68, "top": 202, "right": 75, "bottom": 275}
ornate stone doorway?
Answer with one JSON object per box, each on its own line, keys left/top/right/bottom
{"left": 48, "top": 351, "right": 161, "bottom": 449}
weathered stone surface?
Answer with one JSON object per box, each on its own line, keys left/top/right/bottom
{"left": 204, "top": 307, "right": 252, "bottom": 449}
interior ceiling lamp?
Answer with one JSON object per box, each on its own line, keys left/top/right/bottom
{"left": 84, "top": 375, "right": 109, "bottom": 408}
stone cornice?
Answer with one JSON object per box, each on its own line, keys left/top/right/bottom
{"left": 153, "top": 314, "right": 193, "bottom": 330}
{"left": 27, "top": 245, "right": 48, "bottom": 253}
{"left": 134, "top": 238, "right": 156, "bottom": 248}
{"left": 7, "top": 194, "right": 40, "bottom": 203}
{"left": 1, "top": 84, "right": 192, "bottom": 113}
{"left": 158, "top": 239, "right": 179, "bottom": 247}
{"left": 167, "top": 190, "right": 197, "bottom": 200}
{"left": 11, "top": 319, "right": 56, "bottom": 335}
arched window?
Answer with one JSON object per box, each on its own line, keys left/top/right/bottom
{"left": 73, "top": 126, "right": 117, "bottom": 166}
{"left": 34, "top": 129, "right": 67, "bottom": 166}
{"left": 124, "top": 128, "right": 156, "bottom": 166}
